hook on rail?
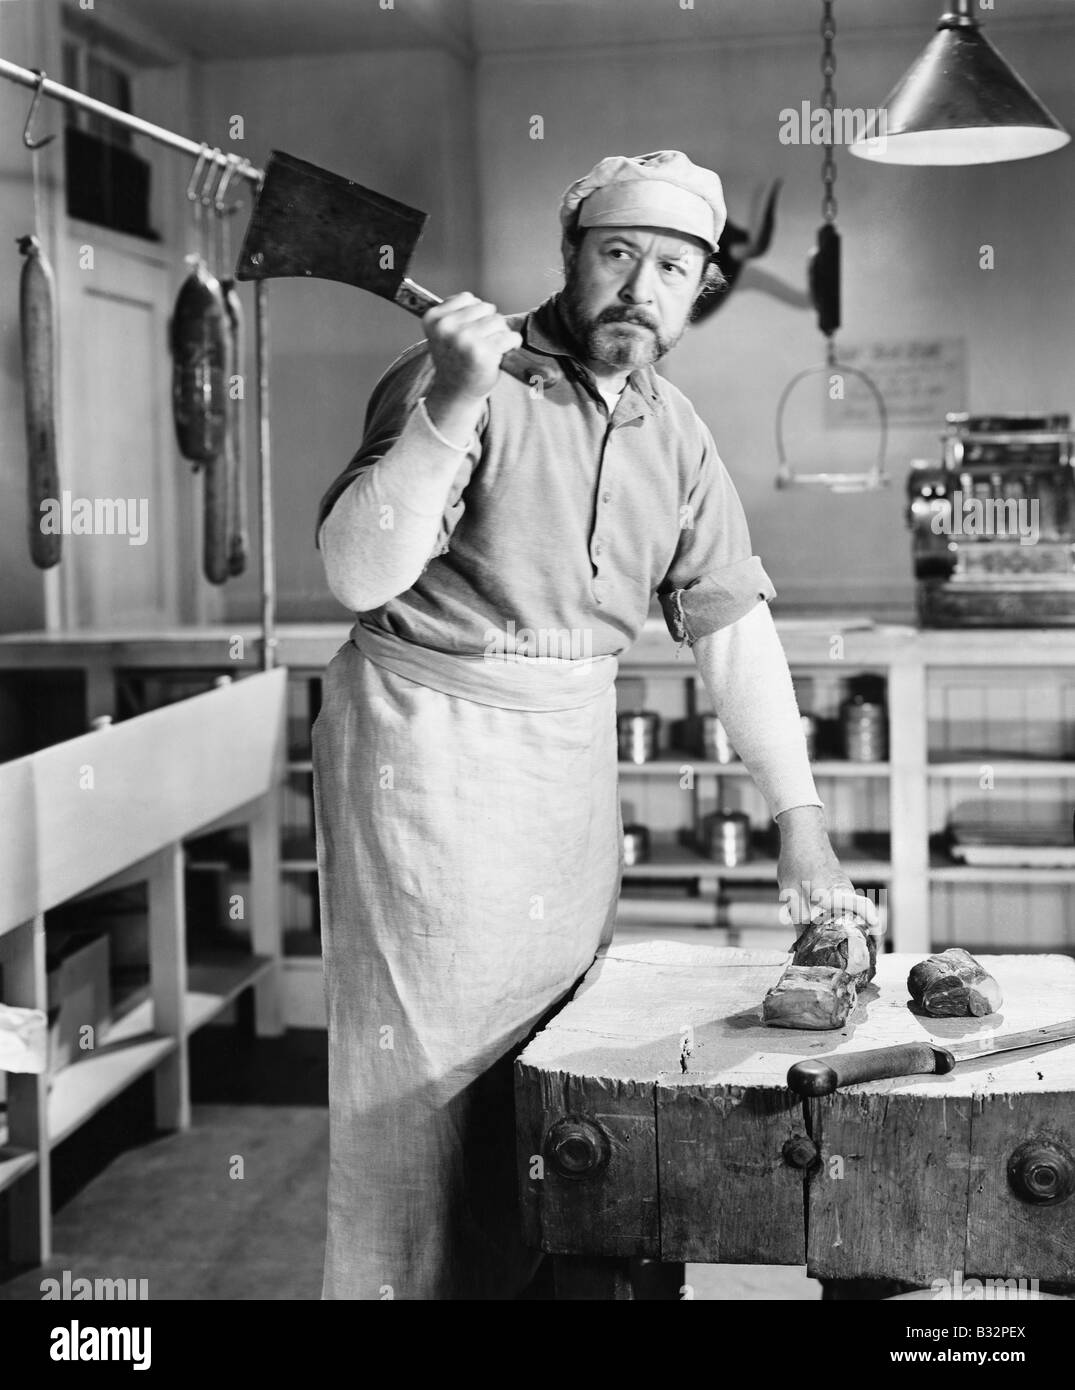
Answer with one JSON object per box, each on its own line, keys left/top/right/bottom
{"left": 186, "top": 146, "right": 246, "bottom": 213}
{"left": 185, "top": 143, "right": 212, "bottom": 203}
{"left": 22, "top": 70, "right": 56, "bottom": 150}
{"left": 198, "top": 149, "right": 227, "bottom": 208}
{"left": 213, "top": 153, "right": 247, "bottom": 214}
{"left": 185, "top": 144, "right": 219, "bottom": 260}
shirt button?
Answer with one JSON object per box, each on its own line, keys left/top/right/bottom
{"left": 594, "top": 542, "right": 602, "bottom": 556}
{"left": 602, "top": 491, "right": 611, "bottom": 503}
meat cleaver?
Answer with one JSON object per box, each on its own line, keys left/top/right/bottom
{"left": 235, "top": 149, "right": 560, "bottom": 389}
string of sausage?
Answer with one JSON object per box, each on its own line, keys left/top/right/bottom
{"left": 21, "top": 177, "right": 245, "bottom": 583}
{"left": 19, "top": 233, "right": 61, "bottom": 569}
{"left": 221, "top": 277, "right": 248, "bottom": 576}
{"left": 170, "top": 253, "right": 230, "bottom": 583}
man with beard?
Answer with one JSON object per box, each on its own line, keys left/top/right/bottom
{"left": 313, "top": 151, "right": 880, "bottom": 1300}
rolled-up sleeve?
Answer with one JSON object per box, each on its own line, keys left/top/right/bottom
{"left": 656, "top": 421, "right": 775, "bottom": 646}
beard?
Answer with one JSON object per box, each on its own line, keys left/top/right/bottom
{"left": 558, "top": 268, "right": 687, "bottom": 371}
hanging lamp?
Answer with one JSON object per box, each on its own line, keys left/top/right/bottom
{"left": 775, "top": 0, "right": 888, "bottom": 493}
{"left": 849, "top": 0, "right": 1069, "bottom": 166}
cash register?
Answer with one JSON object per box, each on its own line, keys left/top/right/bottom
{"left": 906, "top": 412, "right": 1075, "bottom": 626}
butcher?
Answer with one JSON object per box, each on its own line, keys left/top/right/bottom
{"left": 313, "top": 150, "right": 880, "bottom": 1300}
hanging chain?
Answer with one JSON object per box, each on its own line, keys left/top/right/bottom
{"left": 820, "top": 0, "right": 838, "bottom": 364}
{"left": 820, "top": 0, "right": 837, "bottom": 226}
{"left": 779, "top": 0, "right": 888, "bottom": 486}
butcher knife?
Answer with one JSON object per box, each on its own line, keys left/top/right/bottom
{"left": 235, "top": 149, "right": 560, "bottom": 389}
{"left": 787, "top": 1016, "right": 1075, "bottom": 1097}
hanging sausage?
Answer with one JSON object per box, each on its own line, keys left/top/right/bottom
{"left": 171, "top": 149, "right": 231, "bottom": 584}
{"left": 18, "top": 233, "right": 61, "bottom": 569}
{"left": 18, "top": 83, "right": 62, "bottom": 570}
{"left": 170, "top": 252, "right": 230, "bottom": 584}
{"left": 170, "top": 253, "right": 229, "bottom": 466}
{"left": 215, "top": 169, "right": 249, "bottom": 578}
{"left": 223, "top": 283, "right": 248, "bottom": 576}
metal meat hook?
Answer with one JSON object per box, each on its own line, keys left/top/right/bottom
{"left": 22, "top": 69, "right": 56, "bottom": 150}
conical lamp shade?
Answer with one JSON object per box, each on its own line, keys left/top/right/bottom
{"left": 849, "top": 10, "right": 1069, "bottom": 165}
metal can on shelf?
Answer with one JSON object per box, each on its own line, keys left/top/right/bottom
{"left": 699, "top": 713, "right": 738, "bottom": 764}
{"left": 841, "top": 696, "right": 887, "bottom": 762}
{"left": 699, "top": 810, "right": 753, "bottom": 866}
{"left": 622, "top": 823, "right": 651, "bottom": 866}
{"left": 617, "top": 711, "right": 660, "bottom": 764}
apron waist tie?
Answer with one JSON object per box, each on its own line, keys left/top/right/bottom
{"left": 350, "top": 621, "right": 618, "bottom": 711}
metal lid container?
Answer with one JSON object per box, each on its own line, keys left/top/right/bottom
{"left": 699, "top": 810, "right": 753, "bottom": 866}
{"left": 617, "top": 711, "right": 660, "bottom": 764}
{"left": 841, "top": 695, "right": 887, "bottom": 762}
{"left": 622, "top": 823, "right": 651, "bottom": 866}
{"left": 699, "top": 714, "right": 738, "bottom": 764}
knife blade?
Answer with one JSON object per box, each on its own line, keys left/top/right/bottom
{"left": 787, "top": 1016, "right": 1075, "bottom": 1097}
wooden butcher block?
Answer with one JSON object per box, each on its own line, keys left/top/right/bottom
{"left": 515, "top": 942, "right": 1075, "bottom": 1285}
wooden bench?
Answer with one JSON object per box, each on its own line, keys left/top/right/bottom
{"left": 0, "top": 668, "right": 287, "bottom": 1265}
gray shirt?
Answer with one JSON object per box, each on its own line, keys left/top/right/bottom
{"left": 316, "top": 294, "right": 775, "bottom": 657}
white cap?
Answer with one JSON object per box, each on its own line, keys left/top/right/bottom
{"left": 560, "top": 150, "right": 726, "bottom": 253}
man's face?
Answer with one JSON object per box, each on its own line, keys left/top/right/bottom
{"left": 560, "top": 227, "right": 709, "bottom": 372}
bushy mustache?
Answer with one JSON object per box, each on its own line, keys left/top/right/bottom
{"left": 594, "top": 306, "right": 659, "bottom": 331}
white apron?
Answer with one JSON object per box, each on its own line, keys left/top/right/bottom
{"left": 312, "top": 622, "right": 622, "bottom": 1300}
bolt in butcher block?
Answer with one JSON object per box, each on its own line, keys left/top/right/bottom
{"left": 514, "top": 942, "right": 1075, "bottom": 1298}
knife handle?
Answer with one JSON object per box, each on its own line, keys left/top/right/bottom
{"left": 395, "top": 278, "right": 562, "bottom": 389}
{"left": 787, "top": 1042, "right": 957, "bottom": 1097}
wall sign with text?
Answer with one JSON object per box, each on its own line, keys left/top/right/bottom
{"left": 823, "top": 337, "right": 966, "bottom": 429}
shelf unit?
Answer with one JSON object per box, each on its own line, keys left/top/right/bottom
{"left": 0, "top": 617, "right": 1073, "bottom": 1015}
{"left": 34, "top": 952, "right": 274, "bottom": 1152}
{"left": 620, "top": 755, "right": 891, "bottom": 779}
{"left": 615, "top": 620, "right": 906, "bottom": 954}
{"left": 929, "top": 758, "right": 1075, "bottom": 778}
{"left": 0, "top": 670, "right": 286, "bottom": 1263}
{"left": 619, "top": 842, "right": 891, "bottom": 883}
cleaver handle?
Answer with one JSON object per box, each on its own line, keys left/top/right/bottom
{"left": 395, "top": 278, "right": 561, "bottom": 389}
{"left": 394, "top": 277, "right": 442, "bottom": 314}
{"left": 788, "top": 1041, "right": 958, "bottom": 1097}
